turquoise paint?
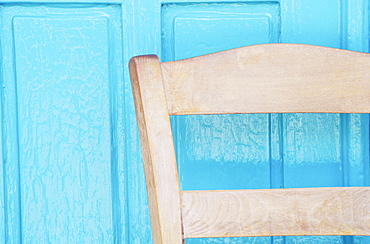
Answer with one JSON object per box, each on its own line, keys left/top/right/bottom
{"left": 0, "top": 0, "right": 369, "bottom": 243}
{"left": 161, "top": 2, "right": 281, "bottom": 61}
{"left": 1, "top": 4, "right": 126, "bottom": 243}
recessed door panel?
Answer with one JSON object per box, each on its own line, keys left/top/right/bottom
{"left": 1, "top": 4, "right": 125, "bottom": 243}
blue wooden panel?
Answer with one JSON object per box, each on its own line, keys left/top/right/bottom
{"left": 0, "top": 0, "right": 368, "bottom": 243}
{"left": 283, "top": 114, "right": 343, "bottom": 188}
{"left": 162, "top": 2, "right": 280, "bottom": 61}
{"left": 280, "top": 0, "right": 342, "bottom": 47}
{"left": 0, "top": 42, "right": 4, "bottom": 243}
{"left": 1, "top": 4, "right": 126, "bottom": 243}
{"left": 171, "top": 114, "right": 272, "bottom": 191}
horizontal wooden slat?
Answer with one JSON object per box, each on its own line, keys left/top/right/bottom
{"left": 181, "top": 187, "right": 370, "bottom": 238}
{"left": 161, "top": 44, "right": 370, "bottom": 115}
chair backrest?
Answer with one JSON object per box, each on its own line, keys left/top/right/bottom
{"left": 129, "top": 44, "right": 370, "bottom": 244}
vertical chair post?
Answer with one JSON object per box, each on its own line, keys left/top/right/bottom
{"left": 129, "top": 55, "right": 183, "bottom": 244}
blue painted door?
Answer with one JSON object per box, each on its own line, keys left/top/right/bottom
{"left": 0, "top": 0, "right": 369, "bottom": 243}
{"left": 126, "top": 1, "right": 370, "bottom": 244}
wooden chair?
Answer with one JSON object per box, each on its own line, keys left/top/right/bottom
{"left": 129, "top": 44, "right": 370, "bottom": 244}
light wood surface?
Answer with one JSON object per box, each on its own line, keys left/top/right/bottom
{"left": 129, "top": 44, "right": 370, "bottom": 242}
{"left": 181, "top": 187, "right": 370, "bottom": 238}
{"left": 162, "top": 44, "right": 370, "bottom": 115}
{"left": 129, "top": 55, "right": 183, "bottom": 244}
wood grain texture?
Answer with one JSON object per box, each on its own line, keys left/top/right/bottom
{"left": 181, "top": 187, "right": 370, "bottom": 238}
{"left": 161, "top": 44, "right": 370, "bottom": 115}
{"left": 129, "top": 56, "right": 183, "bottom": 244}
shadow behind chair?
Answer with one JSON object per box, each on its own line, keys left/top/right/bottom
{"left": 129, "top": 44, "right": 370, "bottom": 244}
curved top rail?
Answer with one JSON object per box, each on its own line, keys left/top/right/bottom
{"left": 160, "top": 44, "right": 370, "bottom": 115}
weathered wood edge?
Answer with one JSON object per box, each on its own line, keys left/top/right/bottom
{"left": 129, "top": 55, "right": 183, "bottom": 244}
{"left": 163, "top": 43, "right": 370, "bottom": 63}
{"left": 161, "top": 44, "right": 370, "bottom": 115}
{"left": 181, "top": 187, "right": 370, "bottom": 238}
